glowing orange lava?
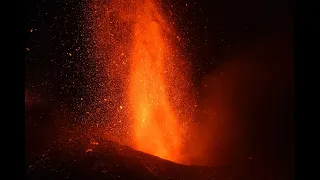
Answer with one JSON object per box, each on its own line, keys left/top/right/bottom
{"left": 88, "top": 0, "right": 194, "bottom": 164}
{"left": 128, "top": 0, "right": 186, "bottom": 163}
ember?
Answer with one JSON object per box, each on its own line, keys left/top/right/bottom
{"left": 86, "top": 149, "right": 93, "bottom": 152}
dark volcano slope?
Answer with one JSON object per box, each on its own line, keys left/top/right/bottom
{"left": 26, "top": 137, "right": 289, "bottom": 180}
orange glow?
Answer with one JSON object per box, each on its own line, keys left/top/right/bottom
{"left": 89, "top": 0, "right": 194, "bottom": 164}
{"left": 128, "top": 0, "right": 184, "bottom": 163}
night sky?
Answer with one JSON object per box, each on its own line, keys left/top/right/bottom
{"left": 25, "top": 0, "right": 294, "bottom": 178}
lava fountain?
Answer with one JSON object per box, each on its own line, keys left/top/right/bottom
{"left": 129, "top": 1, "right": 184, "bottom": 163}
{"left": 88, "top": 0, "right": 194, "bottom": 164}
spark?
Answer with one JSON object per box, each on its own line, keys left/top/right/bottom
{"left": 85, "top": 149, "right": 93, "bottom": 152}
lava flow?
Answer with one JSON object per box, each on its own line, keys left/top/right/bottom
{"left": 88, "top": 0, "right": 194, "bottom": 164}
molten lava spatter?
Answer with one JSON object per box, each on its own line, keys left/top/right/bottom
{"left": 88, "top": 0, "right": 194, "bottom": 164}
{"left": 128, "top": 0, "right": 184, "bottom": 163}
